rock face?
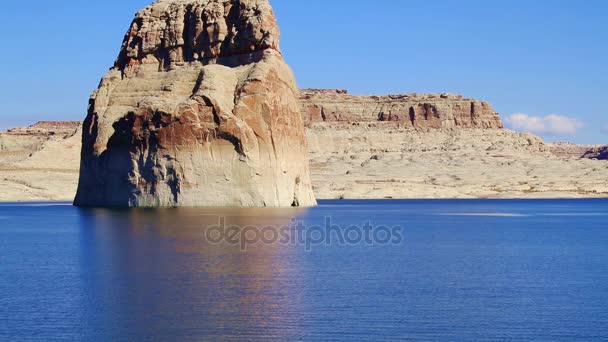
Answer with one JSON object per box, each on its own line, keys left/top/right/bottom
{"left": 548, "top": 142, "right": 608, "bottom": 160}
{"left": 3, "top": 121, "right": 80, "bottom": 136}
{"left": 0, "top": 122, "right": 82, "bottom": 201}
{"left": 582, "top": 146, "right": 608, "bottom": 160}
{"left": 300, "top": 89, "right": 504, "bottom": 128}
{"left": 0, "top": 122, "right": 81, "bottom": 162}
{"left": 2, "top": 118, "right": 608, "bottom": 202}
{"left": 75, "top": 0, "right": 316, "bottom": 207}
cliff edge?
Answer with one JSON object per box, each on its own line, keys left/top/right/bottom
{"left": 300, "top": 89, "right": 503, "bottom": 129}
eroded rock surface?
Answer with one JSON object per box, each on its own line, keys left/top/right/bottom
{"left": 300, "top": 89, "right": 504, "bottom": 129}
{"left": 2, "top": 120, "right": 608, "bottom": 202}
{"left": 75, "top": 0, "right": 316, "bottom": 207}
{"left": 307, "top": 123, "right": 608, "bottom": 199}
{"left": 582, "top": 146, "right": 608, "bottom": 160}
{"left": 0, "top": 122, "right": 81, "bottom": 162}
{"left": 0, "top": 122, "right": 82, "bottom": 201}
{"left": 548, "top": 142, "right": 608, "bottom": 160}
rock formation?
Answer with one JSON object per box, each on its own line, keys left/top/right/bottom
{"left": 0, "top": 122, "right": 82, "bottom": 201}
{"left": 300, "top": 89, "right": 503, "bottom": 129}
{"left": 548, "top": 142, "right": 608, "bottom": 160}
{"left": 582, "top": 146, "right": 608, "bottom": 160}
{"left": 0, "top": 122, "right": 80, "bottom": 162}
{"left": 298, "top": 90, "right": 607, "bottom": 199}
{"left": 74, "top": 0, "right": 316, "bottom": 207}
{"left": 3, "top": 121, "right": 80, "bottom": 136}
{"left": 306, "top": 123, "right": 608, "bottom": 199}
{"left": 2, "top": 116, "right": 608, "bottom": 202}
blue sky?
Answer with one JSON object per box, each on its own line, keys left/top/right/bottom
{"left": 0, "top": 0, "right": 606, "bottom": 143}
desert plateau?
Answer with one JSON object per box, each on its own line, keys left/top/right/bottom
{"left": 1, "top": 90, "right": 606, "bottom": 202}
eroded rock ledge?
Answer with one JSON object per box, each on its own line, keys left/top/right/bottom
{"left": 0, "top": 122, "right": 80, "bottom": 162}
{"left": 300, "top": 89, "right": 504, "bottom": 129}
{"left": 116, "top": 0, "right": 281, "bottom": 74}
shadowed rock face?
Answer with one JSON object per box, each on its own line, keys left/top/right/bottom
{"left": 548, "top": 143, "right": 608, "bottom": 160}
{"left": 300, "top": 89, "right": 504, "bottom": 129}
{"left": 75, "top": 0, "right": 316, "bottom": 207}
{"left": 582, "top": 146, "right": 608, "bottom": 160}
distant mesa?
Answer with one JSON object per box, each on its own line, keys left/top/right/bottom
{"left": 74, "top": 0, "right": 317, "bottom": 208}
{"left": 550, "top": 142, "right": 608, "bottom": 160}
{"left": 582, "top": 146, "right": 608, "bottom": 160}
{"left": 300, "top": 89, "right": 504, "bottom": 129}
{"left": 4, "top": 121, "right": 80, "bottom": 136}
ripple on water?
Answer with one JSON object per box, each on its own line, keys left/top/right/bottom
{"left": 437, "top": 213, "right": 529, "bottom": 217}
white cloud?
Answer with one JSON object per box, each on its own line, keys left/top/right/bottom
{"left": 505, "top": 113, "right": 583, "bottom": 136}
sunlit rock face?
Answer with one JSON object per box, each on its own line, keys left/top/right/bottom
{"left": 300, "top": 89, "right": 504, "bottom": 129}
{"left": 74, "top": 0, "right": 317, "bottom": 207}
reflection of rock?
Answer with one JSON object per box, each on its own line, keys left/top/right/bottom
{"left": 77, "top": 206, "right": 306, "bottom": 340}
{"left": 74, "top": 0, "right": 316, "bottom": 207}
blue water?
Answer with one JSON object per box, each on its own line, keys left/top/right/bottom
{"left": 1, "top": 199, "right": 607, "bottom": 341}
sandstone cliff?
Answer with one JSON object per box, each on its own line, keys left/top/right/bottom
{"left": 0, "top": 122, "right": 80, "bottom": 162}
{"left": 300, "top": 89, "right": 504, "bottom": 129}
{"left": 582, "top": 146, "right": 608, "bottom": 160}
{"left": 0, "top": 122, "right": 81, "bottom": 201}
{"left": 74, "top": 0, "right": 316, "bottom": 207}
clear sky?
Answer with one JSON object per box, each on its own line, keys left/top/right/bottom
{"left": 0, "top": 0, "right": 606, "bottom": 143}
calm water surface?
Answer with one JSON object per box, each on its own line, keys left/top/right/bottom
{"left": 1, "top": 199, "right": 607, "bottom": 341}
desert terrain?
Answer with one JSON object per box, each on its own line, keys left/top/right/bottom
{"left": 1, "top": 115, "right": 606, "bottom": 202}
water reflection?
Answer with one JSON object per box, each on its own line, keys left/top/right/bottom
{"left": 3, "top": 200, "right": 608, "bottom": 340}
{"left": 77, "top": 207, "right": 311, "bottom": 341}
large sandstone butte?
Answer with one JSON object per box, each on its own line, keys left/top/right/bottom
{"left": 300, "top": 89, "right": 504, "bottom": 128}
{"left": 74, "top": 0, "right": 316, "bottom": 207}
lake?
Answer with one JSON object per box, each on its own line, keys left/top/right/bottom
{"left": 1, "top": 199, "right": 607, "bottom": 341}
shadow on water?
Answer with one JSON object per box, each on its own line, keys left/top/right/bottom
{"left": 76, "top": 206, "right": 312, "bottom": 341}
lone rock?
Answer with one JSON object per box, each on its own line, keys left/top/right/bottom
{"left": 74, "top": 0, "right": 316, "bottom": 207}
